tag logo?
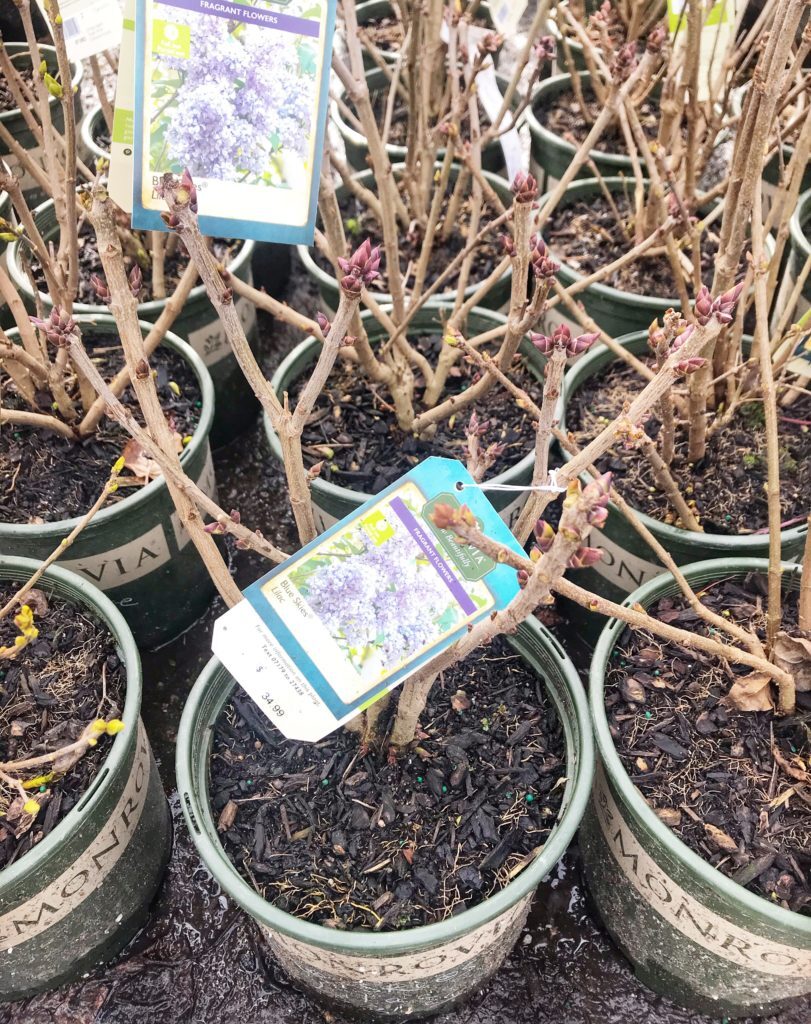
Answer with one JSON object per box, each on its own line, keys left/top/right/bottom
{"left": 424, "top": 493, "right": 496, "bottom": 581}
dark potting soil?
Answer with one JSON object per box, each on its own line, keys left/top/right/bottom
{"left": 360, "top": 13, "right": 491, "bottom": 54}
{"left": 28, "top": 222, "right": 239, "bottom": 306}
{"left": 0, "top": 63, "right": 34, "bottom": 112}
{"left": 533, "top": 83, "right": 659, "bottom": 155}
{"left": 547, "top": 192, "right": 726, "bottom": 298}
{"left": 293, "top": 334, "right": 544, "bottom": 492}
{"left": 605, "top": 574, "right": 810, "bottom": 914}
{"left": 0, "top": 335, "right": 201, "bottom": 524}
{"left": 366, "top": 84, "right": 495, "bottom": 149}
{"left": 0, "top": 584, "right": 126, "bottom": 870}
{"left": 567, "top": 356, "right": 811, "bottom": 534}
{"left": 313, "top": 180, "right": 503, "bottom": 296}
{"left": 210, "top": 635, "right": 567, "bottom": 930}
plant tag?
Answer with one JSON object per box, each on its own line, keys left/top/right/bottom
{"left": 212, "top": 458, "right": 525, "bottom": 742}
{"left": 491, "top": 1, "right": 528, "bottom": 36}
{"left": 107, "top": 0, "right": 137, "bottom": 212}
{"left": 130, "top": 0, "right": 336, "bottom": 244}
{"left": 37, "top": 0, "right": 124, "bottom": 61}
{"left": 668, "top": 0, "right": 736, "bottom": 103}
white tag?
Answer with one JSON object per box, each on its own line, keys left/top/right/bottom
{"left": 668, "top": 0, "right": 737, "bottom": 103}
{"left": 108, "top": 0, "right": 136, "bottom": 211}
{"left": 37, "top": 0, "right": 124, "bottom": 61}
{"left": 490, "top": 1, "right": 528, "bottom": 36}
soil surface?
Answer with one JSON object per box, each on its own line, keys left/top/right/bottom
{"left": 605, "top": 573, "right": 810, "bottom": 914}
{"left": 211, "top": 636, "right": 566, "bottom": 929}
{"left": 1, "top": 260, "right": 807, "bottom": 1023}
{"left": 28, "top": 224, "right": 239, "bottom": 306}
{"left": 0, "top": 584, "right": 125, "bottom": 870}
{"left": 293, "top": 333, "right": 544, "bottom": 492}
{"left": 313, "top": 178, "right": 503, "bottom": 296}
{"left": 365, "top": 83, "right": 495, "bottom": 148}
{"left": 0, "top": 63, "right": 34, "bottom": 112}
{"left": 533, "top": 83, "right": 659, "bottom": 155}
{"left": 567, "top": 355, "right": 811, "bottom": 534}
{"left": 547, "top": 192, "right": 726, "bottom": 297}
{"left": 0, "top": 336, "right": 201, "bottom": 524}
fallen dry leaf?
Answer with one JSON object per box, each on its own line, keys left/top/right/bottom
{"left": 704, "top": 823, "right": 739, "bottom": 853}
{"left": 771, "top": 744, "right": 809, "bottom": 783}
{"left": 217, "top": 799, "right": 238, "bottom": 832}
{"left": 655, "top": 807, "right": 681, "bottom": 828}
{"left": 726, "top": 671, "right": 774, "bottom": 712}
{"left": 120, "top": 422, "right": 183, "bottom": 482}
{"left": 772, "top": 632, "right": 811, "bottom": 692}
{"left": 451, "top": 689, "right": 471, "bottom": 711}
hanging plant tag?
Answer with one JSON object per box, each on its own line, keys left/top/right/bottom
{"left": 107, "top": 0, "right": 137, "bottom": 212}
{"left": 130, "top": 0, "right": 337, "bottom": 243}
{"left": 212, "top": 458, "right": 525, "bottom": 742}
{"left": 668, "top": 0, "right": 735, "bottom": 102}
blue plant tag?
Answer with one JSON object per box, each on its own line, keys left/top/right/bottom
{"left": 212, "top": 458, "right": 525, "bottom": 741}
{"left": 130, "top": 0, "right": 337, "bottom": 243}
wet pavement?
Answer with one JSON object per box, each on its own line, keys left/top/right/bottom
{"left": 2, "top": 259, "right": 809, "bottom": 1024}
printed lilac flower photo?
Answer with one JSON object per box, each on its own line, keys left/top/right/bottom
{"left": 288, "top": 496, "right": 490, "bottom": 684}
{"left": 148, "top": 1, "right": 319, "bottom": 188}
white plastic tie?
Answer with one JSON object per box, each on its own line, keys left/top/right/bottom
{"left": 457, "top": 469, "right": 566, "bottom": 494}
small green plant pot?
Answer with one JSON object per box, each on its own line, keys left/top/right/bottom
{"left": 0, "top": 44, "right": 83, "bottom": 207}
{"left": 0, "top": 556, "right": 171, "bottom": 1001}
{"left": 527, "top": 73, "right": 633, "bottom": 192}
{"left": 0, "top": 316, "right": 218, "bottom": 648}
{"left": 297, "top": 163, "right": 514, "bottom": 313}
{"left": 556, "top": 332, "right": 808, "bottom": 640}
{"left": 264, "top": 303, "right": 545, "bottom": 531}
{"left": 79, "top": 103, "right": 109, "bottom": 167}
{"left": 582, "top": 557, "right": 811, "bottom": 1018}
{"left": 7, "top": 196, "right": 258, "bottom": 448}
{"left": 355, "top": 0, "right": 495, "bottom": 69}
{"left": 775, "top": 188, "right": 811, "bottom": 355}
{"left": 177, "top": 615, "right": 593, "bottom": 1019}
{"left": 333, "top": 66, "right": 516, "bottom": 174}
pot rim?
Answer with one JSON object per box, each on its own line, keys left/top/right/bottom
{"left": 559, "top": 330, "right": 809, "bottom": 549}
{"left": 789, "top": 187, "right": 811, "bottom": 261}
{"left": 0, "top": 43, "right": 83, "bottom": 125}
{"left": 589, "top": 555, "right": 811, "bottom": 935}
{"left": 0, "top": 556, "right": 142, "bottom": 890}
{"left": 296, "top": 161, "right": 513, "bottom": 305}
{"left": 176, "top": 615, "right": 594, "bottom": 953}
{"left": 0, "top": 315, "right": 215, "bottom": 539}
{"left": 79, "top": 103, "right": 109, "bottom": 164}
{"left": 263, "top": 302, "right": 543, "bottom": 506}
{"left": 6, "top": 193, "right": 255, "bottom": 316}
{"left": 526, "top": 71, "right": 631, "bottom": 170}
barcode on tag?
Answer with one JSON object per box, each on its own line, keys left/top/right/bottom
{"left": 63, "top": 16, "right": 82, "bottom": 40}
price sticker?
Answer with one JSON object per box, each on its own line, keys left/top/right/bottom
{"left": 212, "top": 458, "right": 525, "bottom": 742}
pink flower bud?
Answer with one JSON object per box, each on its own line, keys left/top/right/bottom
{"left": 180, "top": 168, "right": 198, "bottom": 213}
{"left": 501, "top": 233, "right": 515, "bottom": 256}
{"left": 567, "top": 331, "right": 599, "bottom": 357}
{"left": 315, "top": 311, "right": 331, "bottom": 337}
{"left": 533, "top": 519, "right": 556, "bottom": 553}
{"left": 567, "top": 546, "right": 604, "bottom": 569}
{"left": 529, "top": 331, "right": 555, "bottom": 355}
{"left": 646, "top": 24, "right": 667, "bottom": 54}
{"left": 712, "top": 281, "right": 744, "bottom": 324}
{"left": 534, "top": 36, "right": 556, "bottom": 63}
{"left": 129, "top": 264, "right": 143, "bottom": 299}
{"left": 517, "top": 568, "right": 530, "bottom": 589}
{"left": 675, "top": 356, "right": 707, "bottom": 375}
{"left": 693, "top": 285, "right": 713, "bottom": 326}
{"left": 90, "top": 274, "right": 110, "bottom": 302}
{"left": 338, "top": 238, "right": 381, "bottom": 295}
{"left": 511, "top": 172, "right": 538, "bottom": 204}
{"left": 552, "top": 323, "right": 571, "bottom": 346}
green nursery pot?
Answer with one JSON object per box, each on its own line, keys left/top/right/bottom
{"left": 79, "top": 103, "right": 110, "bottom": 167}
{"left": 0, "top": 44, "right": 83, "bottom": 207}
{"left": 540, "top": 178, "right": 690, "bottom": 338}
{"left": 0, "top": 317, "right": 218, "bottom": 649}
{"left": 0, "top": 189, "right": 9, "bottom": 254}
{"left": 6, "top": 197, "right": 258, "bottom": 448}
{"left": 298, "top": 164, "right": 514, "bottom": 313}
{"left": 582, "top": 558, "right": 811, "bottom": 1018}
{"left": 775, "top": 188, "right": 811, "bottom": 370}
{"left": 177, "top": 616, "right": 593, "bottom": 1020}
{"left": 0, "top": 557, "right": 171, "bottom": 1001}
{"left": 333, "top": 66, "right": 515, "bottom": 174}
{"left": 355, "top": 0, "right": 495, "bottom": 69}
{"left": 527, "top": 73, "right": 633, "bottom": 191}
{"left": 558, "top": 332, "right": 808, "bottom": 618}
{"left": 265, "top": 304, "right": 545, "bottom": 532}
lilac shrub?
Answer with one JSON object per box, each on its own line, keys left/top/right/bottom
{"left": 152, "top": 7, "right": 318, "bottom": 185}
